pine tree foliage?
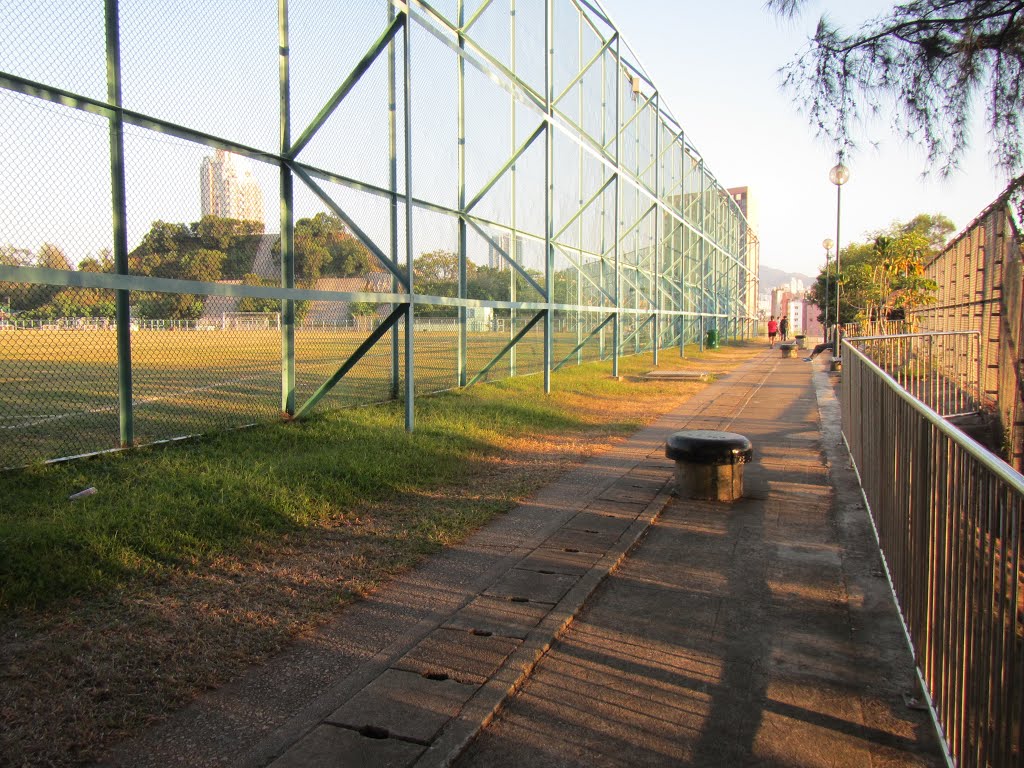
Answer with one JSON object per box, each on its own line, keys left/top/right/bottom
{"left": 767, "top": 0, "right": 1024, "bottom": 184}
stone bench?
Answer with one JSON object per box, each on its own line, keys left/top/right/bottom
{"left": 779, "top": 343, "right": 797, "bottom": 358}
{"left": 665, "top": 430, "right": 753, "bottom": 502}
{"left": 830, "top": 356, "right": 842, "bottom": 371}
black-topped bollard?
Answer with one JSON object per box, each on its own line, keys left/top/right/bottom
{"left": 665, "top": 430, "right": 753, "bottom": 502}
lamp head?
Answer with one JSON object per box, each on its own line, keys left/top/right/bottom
{"left": 829, "top": 163, "right": 850, "bottom": 186}
{"left": 822, "top": 238, "right": 834, "bottom": 251}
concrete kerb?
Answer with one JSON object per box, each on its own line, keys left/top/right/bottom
{"left": 414, "top": 479, "right": 677, "bottom": 767}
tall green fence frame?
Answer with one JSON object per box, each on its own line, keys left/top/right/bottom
{"left": 0, "top": 0, "right": 758, "bottom": 466}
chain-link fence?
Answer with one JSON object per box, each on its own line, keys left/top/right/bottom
{"left": 0, "top": 0, "right": 758, "bottom": 468}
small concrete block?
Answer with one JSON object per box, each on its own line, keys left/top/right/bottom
{"left": 543, "top": 526, "right": 622, "bottom": 554}
{"left": 269, "top": 724, "right": 424, "bottom": 768}
{"left": 327, "top": 669, "right": 477, "bottom": 744}
{"left": 485, "top": 567, "right": 580, "bottom": 604}
{"left": 780, "top": 344, "right": 796, "bottom": 358}
{"left": 515, "top": 546, "right": 602, "bottom": 576}
{"left": 393, "top": 627, "right": 521, "bottom": 685}
{"left": 564, "top": 510, "right": 634, "bottom": 536}
{"left": 444, "top": 594, "right": 550, "bottom": 639}
{"left": 830, "top": 357, "right": 842, "bottom": 371}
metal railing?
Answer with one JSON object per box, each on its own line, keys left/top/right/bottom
{"left": 842, "top": 340, "right": 1023, "bottom": 768}
{"left": 847, "top": 331, "right": 982, "bottom": 417}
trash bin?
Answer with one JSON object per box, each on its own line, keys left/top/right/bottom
{"left": 705, "top": 327, "right": 719, "bottom": 349}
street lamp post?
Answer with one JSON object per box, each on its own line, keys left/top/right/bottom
{"left": 821, "top": 237, "right": 833, "bottom": 338}
{"left": 828, "top": 163, "right": 849, "bottom": 355}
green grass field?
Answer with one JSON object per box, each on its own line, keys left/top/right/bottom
{"left": 0, "top": 321, "right": 650, "bottom": 468}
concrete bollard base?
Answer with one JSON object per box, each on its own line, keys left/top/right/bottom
{"left": 675, "top": 461, "right": 745, "bottom": 502}
{"left": 665, "top": 430, "right": 753, "bottom": 503}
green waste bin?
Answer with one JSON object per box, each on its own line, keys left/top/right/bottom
{"left": 705, "top": 327, "right": 719, "bottom": 349}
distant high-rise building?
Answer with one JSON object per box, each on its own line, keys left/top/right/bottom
{"left": 488, "top": 233, "right": 525, "bottom": 270}
{"left": 200, "top": 150, "right": 264, "bottom": 224}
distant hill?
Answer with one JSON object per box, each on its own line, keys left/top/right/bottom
{"left": 759, "top": 264, "right": 816, "bottom": 291}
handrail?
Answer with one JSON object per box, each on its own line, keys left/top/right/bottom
{"left": 843, "top": 339, "right": 1024, "bottom": 492}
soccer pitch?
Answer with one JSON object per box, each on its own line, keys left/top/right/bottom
{"left": 0, "top": 324, "right": 611, "bottom": 468}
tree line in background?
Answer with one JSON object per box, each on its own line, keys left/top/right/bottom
{"left": 0, "top": 213, "right": 377, "bottom": 321}
{"left": 0, "top": 213, "right": 603, "bottom": 323}
{"left": 807, "top": 213, "right": 954, "bottom": 327}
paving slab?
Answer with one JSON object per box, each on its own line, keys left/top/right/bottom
{"left": 443, "top": 595, "right": 551, "bottom": 639}
{"left": 393, "top": 628, "right": 521, "bottom": 686}
{"left": 563, "top": 510, "right": 636, "bottom": 536}
{"left": 541, "top": 526, "right": 624, "bottom": 555}
{"left": 484, "top": 568, "right": 581, "bottom": 604}
{"left": 514, "top": 546, "right": 604, "bottom": 576}
{"left": 327, "top": 669, "right": 478, "bottom": 744}
{"left": 268, "top": 725, "right": 424, "bottom": 768}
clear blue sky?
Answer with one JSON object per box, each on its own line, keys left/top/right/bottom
{"left": 606, "top": 0, "right": 1010, "bottom": 276}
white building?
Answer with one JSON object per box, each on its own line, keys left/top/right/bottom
{"left": 200, "top": 150, "right": 265, "bottom": 224}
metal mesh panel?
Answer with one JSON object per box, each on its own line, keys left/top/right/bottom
{"left": 295, "top": 312, "right": 397, "bottom": 409}
{"left": 123, "top": 126, "right": 278, "bottom": 280}
{"left": 0, "top": 294, "right": 120, "bottom": 467}
{"left": 131, "top": 295, "right": 279, "bottom": 443}
{"left": 0, "top": 93, "right": 113, "bottom": 268}
{"left": 120, "top": 0, "right": 279, "bottom": 153}
{"left": 0, "top": 0, "right": 106, "bottom": 101}
{"left": 414, "top": 316, "right": 458, "bottom": 395}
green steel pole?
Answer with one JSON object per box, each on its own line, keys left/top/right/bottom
{"left": 543, "top": 0, "right": 553, "bottom": 394}
{"left": 612, "top": 33, "right": 621, "bottom": 378}
{"left": 457, "top": 0, "right": 468, "bottom": 387}
{"left": 509, "top": 0, "right": 517, "bottom": 377}
{"left": 105, "top": 0, "right": 133, "bottom": 447}
{"left": 279, "top": 0, "right": 296, "bottom": 416}
{"left": 652, "top": 93, "right": 660, "bottom": 366}
{"left": 699, "top": 159, "right": 705, "bottom": 352}
{"left": 403, "top": 11, "right": 415, "bottom": 431}
{"left": 680, "top": 135, "right": 686, "bottom": 358}
{"left": 576, "top": 10, "right": 583, "bottom": 367}
{"left": 599, "top": 42, "right": 607, "bottom": 362}
{"left": 389, "top": 3, "right": 400, "bottom": 399}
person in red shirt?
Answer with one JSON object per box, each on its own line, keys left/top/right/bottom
{"left": 767, "top": 316, "right": 779, "bottom": 347}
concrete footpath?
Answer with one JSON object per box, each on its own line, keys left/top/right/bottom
{"left": 104, "top": 348, "right": 946, "bottom": 768}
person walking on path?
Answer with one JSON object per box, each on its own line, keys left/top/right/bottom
{"left": 778, "top": 314, "right": 789, "bottom": 342}
{"left": 767, "top": 316, "right": 778, "bottom": 347}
